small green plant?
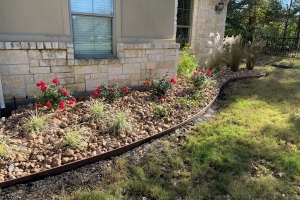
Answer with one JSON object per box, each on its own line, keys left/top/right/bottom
{"left": 176, "top": 96, "right": 201, "bottom": 110}
{"left": 223, "top": 34, "right": 244, "bottom": 72}
{"left": 151, "top": 103, "right": 169, "bottom": 117}
{"left": 85, "top": 99, "right": 105, "bottom": 120}
{"left": 34, "top": 78, "right": 74, "bottom": 109}
{"left": 178, "top": 44, "right": 198, "bottom": 78}
{"left": 205, "top": 32, "right": 225, "bottom": 71}
{"left": 0, "top": 141, "right": 9, "bottom": 159}
{"left": 150, "top": 74, "right": 177, "bottom": 97}
{"left": 23, "top": 109, "right": 49, "bottom": 133}
{"left": 64, "top": 129, "right": 85, "bottom": 148}
{"left": 244, "top": 37, "right": 265, "bottom": 70}
{"left": 93, "top": 81, "right": 129, "bottom": 103}
{"left": 190, "top": 69, "right": 212, "bottom": 90}
{"left": 108, "top": 111, "right": 133, "bottom": 134}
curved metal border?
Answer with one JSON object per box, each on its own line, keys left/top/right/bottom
{"left": 0, "top": 74, "right": 265, "bottom": 188}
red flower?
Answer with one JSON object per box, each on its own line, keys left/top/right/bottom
{"left": 123, "top": 87, "right": 129, "bottom": 93}
{"left": 40, "top": 81, "right": 46, "bottom": 87}
{"left": 36, "top": 82, "right": 41, "bottom": 87}
{"left": 143, "top": 81, "right": 150, "bottom": 85}
{"left": 175, "top": 89, "right": 179, "bottom": 93}
{"left": 96, "top": 86, "right": 101, "bottom": 91}
{"left": 52, "top": 78, "right": 59, "bottom": 84}
{"left": 198, "top": 69, "right": 202, "bottom": 72}
{"left": 109, "top": 88, "right": 114, "bottom": 92}
{"left": 193, "top": 71, "right": 197, "bottom": 76}
{"left": 58, "top": 88, "right": 63, "bottom": 93}
{"left": 149, "top": 68, "right": 153, "bottom": 71}
{"left": 59, "top": 101, "right": 65, "bottom": 109}
{"left": 171, "top": 78, "right": 177, "bottom": 84}
{"left": 159, "top": 96, "right": 166, "bottom": 101}
{"left": 45, "top": 101, "right": 52, "bottom": 107}
{"left": 113, "top": 78, "right": 116, "bottom": 81}
{"left": 71, "top": 97, "right": 76, "bottom": 102}
{"left": 69, "top": 100, "right": 75, "bottom": 105}
{"left": 93, "top": 91, "right": 99, "bottom": 97}
{"left": 63, "top": 91, "right": 69, "bottom": 97}
{"left": 35, "top": 103, "right": 41, "bottom": 108}
{"left": 41, "top": 86, "right": 47, "bottom": 92}
{"left": 206, "top": 70, "right": 211, "bottom": 77}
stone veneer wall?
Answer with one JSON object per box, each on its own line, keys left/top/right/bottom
{"left": 191, "top": 0, "right": 229, "bottom": 61}
{"left": 0, "top": 42, "right": 179, "bottom": 100}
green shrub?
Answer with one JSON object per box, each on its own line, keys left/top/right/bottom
{"left": 150, "top": 75, "right": 177, "bottom": 97}
{"left": 93, "top": 82, "right": 129, "bottom": 103}
{"left": 190, "top": 69, "right": 212, "bottom": 90}
{"left": 178, "top": 44, "right": 198, "bottom": 78}
{"left": 151, "top": 103, "right": 169, "bottom": 117}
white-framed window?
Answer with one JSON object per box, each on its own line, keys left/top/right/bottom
{"left": 70, "top": 0, "right": 114, "bottom": 58}
{"left": 176, "top": 0, "right": 192, "bottom": 48}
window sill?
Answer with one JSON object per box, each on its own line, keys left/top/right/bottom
{"left": 68, "top": 57, "right": 122, "bottom": 66}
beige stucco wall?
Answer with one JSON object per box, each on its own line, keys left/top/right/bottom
{"left": 0, "top": 0, "right": 71, "bottom": 42}
{"left": 119, "top": 0, "right": 176, "bottom": 43}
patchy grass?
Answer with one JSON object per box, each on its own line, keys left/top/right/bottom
{"left": 54, "top": 57, "right": 300, "bottom": 199}
{"left": 258, "top": 54, "right": 300, "bottom": 69}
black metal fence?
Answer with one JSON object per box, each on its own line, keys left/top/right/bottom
{"left": 262, "top": 37, "right": 300, "bottom": 57}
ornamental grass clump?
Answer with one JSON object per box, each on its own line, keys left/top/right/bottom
{"left": 93, "top": 81, "right": 129, "bottom": 103}
{"left": 191, "top": 69, "right": 212, "bottom": 90}
{"left": 0, "top": 140, "right": 9, "bottom": 159}
{"left": 223, "top": 34, "right": 244, "bottom": 72}
{"left": 205, "top": 32, "right": 225, "bottom": 71}
{"left": 85, "top": 99, "right": 105, "bottom": 120}
{"left": 244, "top": 37, "right": 265, "bottom": 70}
{"left": 64, "top": 128, "right": 86, "bottom": 148}
{"left": 34, "top": 78, "right": 75, "bottom": 109}
{"left": 23, "top": 109, "right": 49, "bottom": 134}
{"left": 108, "top": 111, "right": 133, "bottom": 134}
{"left": 178, "top": 44, "right": 198, "bottom": 78}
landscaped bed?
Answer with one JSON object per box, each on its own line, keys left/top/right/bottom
{"left": 0, "top": 68, "right": 264, "bottom": 184}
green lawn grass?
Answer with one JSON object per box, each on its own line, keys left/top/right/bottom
{"left": 56, "top": 57, "right": 300, "bottom": 200}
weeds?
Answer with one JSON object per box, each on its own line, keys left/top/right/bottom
{"left": 108, "top": 111, "right": 133, "bottom": 134}
{"left": 151, "top": 103, "right": 169, "bottom": 117}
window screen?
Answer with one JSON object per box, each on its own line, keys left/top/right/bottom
{"left": 176, "top": 0, "right": 192, "bottom": 48}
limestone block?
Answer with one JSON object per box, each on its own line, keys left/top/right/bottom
{"left": 0, "top": 42, "right": 4, "bottom": 49}
{"left": 21, "top": 42, "right": 29, "bottom": 49}
{"left": 124, "top": 50, "right": 143, "bottom": 58}
{"left": 67, "top": 43, "right": 73, "bottom": 48}
{"left": 0, "top": 50, "right": 28, "bottom": 64}
{"left": 42, "top": 50, "right": 66, "bottom": 59}
{"left": 3, "top": 89, "right": 26, "bottom": 99}
{"left": 108, "top": 75, "right": 117, "bottom": 80}
{"left": 50, "top": 59, "right": 67, "bottom": 66}
{"left": 30, "top": 67, "right": 51, "bottom": 74}
{"left": 88, "top": 59, "right": 98, "bottom": 65}
{"left": 130, "top": 81, "right": 139, "bottom": 86}
{"left": 145, "top": 49, "right": 164, "bottom": 55}
{"left": 67, "top": 53, "right": 74, "bottom": 60}
{"left": 29, "top": 42, "right": 37, "bottom": 49}
{"left": 28, "top": 50, "right": 42, "bottom": 60}
{"left": 37, "top": 42, "right": 44, "bottom": 49}
{"left": 12, "top": 42, "right": 21, "bottom": 49}
{"left": 34, "top": 74, "right": 55, "bottom": 84}
{"left": 156, "top": 61, "right": 176, "bottom": 69}
{"left": 52, "top": 42, "right": 59, "bottom": 49}
{"left": 0, "top": 65, "right": 30, "bottom": 75}
{"left": 58, "top": 78, "right": 74, "bottom": 85}
{"left": 124, "top": 57, "right": 148, "bottom": 63}
{"left": 158, "top": 68, "right": 169, "bottom": 78}
{"left": 111, "top": 80, "right": 130, "bottom": 87}
{"left": 75, "top": 75, "right": 85, "bottom": 83}
{"left": 91, "top": 73, "right": 108, "bottom": 79}
{"left": 74, "top": 59, "right": 89, "bottom": 66}
{"left": 51, "top": 66, "right": 73, "bottom": 73}
{"left": 4, "top": 42, "right": 12, "bottom": 49}
{"left": 123, "top": 64, "right": 141, "bottom": 74}
{"left": 148, "top": 55, "right": 165, "bottom": 62}
{"left": 108, "top": 66, "right": 122, "bottom": 75}
{"left": 67, "top": 48, "right": 74, "bottom": 54}
{"left": 55, "top": 73, "right": 73, "bottom": 79}
{"left": 130, "top": 74, "right": 141, "bottom": 81}
{"left": 98, "top": 65, "right": 108, "bottom": 73}
{"left": 30, "top": 60, "right": 39, "bottom": 67}
{"left": 165, "top": 49, "right": 177, "bottom": 56}
{"left": 26, "top": 84, "right": 39, "bottom": 97}
{"left": 1, "top": 75, "right": 25, "bottom": 90}
{"left": 58, "top": 42, "right": 67, "bottom": 49}
{"left": 68, "top": 60, "right": 75, "bottom": 66}
{"left": 44, "top": 42, "right": 52, "bottom": 49}
{"left": 118, "top": 75, "right": 130, "bottom": 80}
{"left": 70, "top": 83, "right": 85, "bottom": 92}
{"left": 74, "top": 65, "right": 97, "bottom": 75}
{"left": 86, "top": 78, "right": 108, "bottom": 91}
{"left": 165, "top": 56, "right": 178, "bottom": 61}
{"left": 24, "top": 75, "right": 34, "bottom": 84}
{"left": 85, "top": 75, "right": 91, "bottom": 80}
{"left": 39, "top": 60, "right": 51, "bottom": 67}
{"left": 145, "top": 62, "right": 156, "bottom": 70}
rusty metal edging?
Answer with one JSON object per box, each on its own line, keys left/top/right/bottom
{"left": 0, "top": 74, "right": 265, "bottom": 188}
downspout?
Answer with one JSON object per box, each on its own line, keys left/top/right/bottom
{"left": 0, "top": 77, "right": 5, "bottom": 110}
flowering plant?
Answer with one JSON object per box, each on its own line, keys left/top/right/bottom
{"left": 191, "top": 69, "right": 212, "bottom": 90}
{"left": 34, "top": 78, "right": 74, "bottom": 109}
{"left": 93, "top": 80, "right": 130, "bottom": 103}
{"left": 150, "top": 74, "right": 177, "bottom": 97}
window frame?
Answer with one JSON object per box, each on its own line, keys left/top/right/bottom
{"left": 69, "top": 0, "right": 116, "bottom": 59}
{"left": 176, "top": 0, "right": 193, "bottom": 49}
